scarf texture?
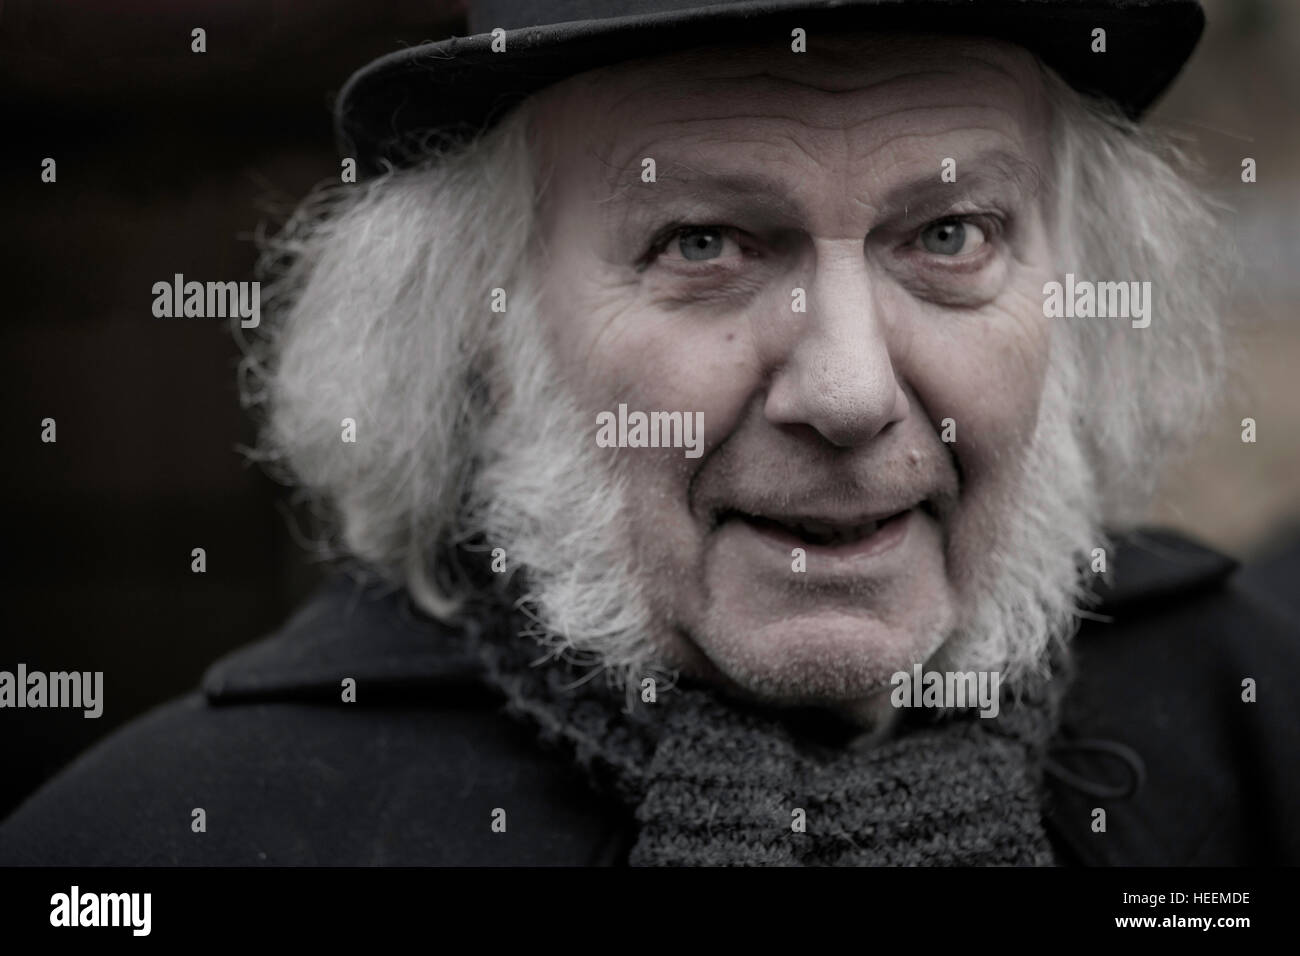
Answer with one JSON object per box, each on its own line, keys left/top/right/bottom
{"left": 470, "top": 612, "right": 1070, "bottom": 866}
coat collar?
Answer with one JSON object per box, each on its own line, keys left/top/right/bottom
{"left": 201, "top": 572, "right": 484, "bottom": 704}
{"left": 1086, "top": 527, "right": 1237, "bottom": 613}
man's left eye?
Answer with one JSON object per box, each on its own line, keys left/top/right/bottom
{"left": 918, "top": 219, "right": 987, "bottom": 256}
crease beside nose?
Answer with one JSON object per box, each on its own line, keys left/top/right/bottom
{"left": 763, "top": 272, "right": 908, "bottom": 447}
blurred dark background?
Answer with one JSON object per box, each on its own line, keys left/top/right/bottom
{"left": 1, "top": 0, "right": 1297, "bottom": 820}
{"left": 0, "top": 0, "right": 468, "bottom": 818}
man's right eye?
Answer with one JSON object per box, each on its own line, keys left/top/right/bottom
{"left": 648, "top": 225, "right": 747, "bottom": 266}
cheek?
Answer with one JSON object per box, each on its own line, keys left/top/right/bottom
{"left": 903, "top": 287, "right": 1050, "bottom": 480}
{"left": 898, "top": 287, "right": 1050, "bottom": 597}
{"left": 540, "top": 258, "right": 760, "bottom": 438}
{"left": 538, "top": 269, "right": 765, "bottom": 650}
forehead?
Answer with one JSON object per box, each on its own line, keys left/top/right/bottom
{"left": 527, "top": 33, "right": 1050, "bottom": 213}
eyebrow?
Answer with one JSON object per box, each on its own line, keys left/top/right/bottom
{"left": 878, "top": 149, "right": 1046, "bottom": 227}
{"left": 599, "top": 148, "right": 1045, "bottom": 232}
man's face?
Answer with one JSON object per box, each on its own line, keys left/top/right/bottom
{"left": 523, "top": 34, "right": 1057, "bottom": 710}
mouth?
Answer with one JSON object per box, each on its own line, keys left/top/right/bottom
{"left": 715, "top": 501, "right": 932, "bottom": 554}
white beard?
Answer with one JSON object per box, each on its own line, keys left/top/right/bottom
{"left": 466, "top": 299, "right": 661, "bottom": 693}
{"left": 467, "top": 296, "right": 1101, "bottom": 705}
{"left": 927, "top": 345, "right": 1101, "bottom": 690}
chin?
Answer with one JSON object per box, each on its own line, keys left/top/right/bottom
{"left": 685, "top": 605, "right": 956, "bottom": 707}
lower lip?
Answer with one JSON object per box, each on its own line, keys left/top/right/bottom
{"left": 732, "top": 509, "right": 915, "bottom": 560}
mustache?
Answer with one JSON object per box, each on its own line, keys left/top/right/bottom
{"left": 690, "top": 433, "right": 961, "bottom": 528}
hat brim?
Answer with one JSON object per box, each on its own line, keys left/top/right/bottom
{"left": 336, "top": 0, "right": 1204, "bottom": 175}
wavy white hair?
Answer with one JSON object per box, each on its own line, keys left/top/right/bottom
{"left": 239, "top": 60, "right": 1230, "bottom": 696}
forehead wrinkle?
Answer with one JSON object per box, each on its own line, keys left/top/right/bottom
{"left": 590, "top": 87, "right": 1040, "bottom": 195}
{"left": 597, "top": 117, "right": 821, "bottom": 186}
{"left": 830, "top": 92, "right": 1041, "bottom": 141}
{"left": 589, "top": 47, "right": 1039, "bottom": 137}
{"left": 599, "top": 120, "right": 824, "bottom": 180}
{"left": 590, "top": 134, "right": 1041, "bottom": 240}
{"left": 839, "top": 110, "right": 1045, "bottom": 189}
{"left": 847, "top": 120, "right": 1037, "bottom": 166}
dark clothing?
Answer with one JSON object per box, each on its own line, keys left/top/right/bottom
{"left": 2, "top": 529, "right": 1297, "bottom": 866}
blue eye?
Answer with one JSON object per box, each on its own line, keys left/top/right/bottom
{"left": 677, "top": 228, "right": 726, "bottom": 261}
{"left": 919, "top": 219, "right": 986, "bottom": 256}
{"left": 645, "top": 225, "right": 746, "bottom": 267}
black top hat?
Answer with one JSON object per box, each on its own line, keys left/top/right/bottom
{"left": 336, "top": 0, "right": 1205, "bottom": 175}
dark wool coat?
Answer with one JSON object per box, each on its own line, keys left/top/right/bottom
{"left": 2, "top": 529, "right": 1297, "bottom": 866}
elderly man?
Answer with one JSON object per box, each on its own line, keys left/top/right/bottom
{"left": 3, "top": 0, "right": 1297, "bottom": 867}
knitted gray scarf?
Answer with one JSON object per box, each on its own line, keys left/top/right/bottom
{"left": 471, "top": 613, "right": 1069, "bottom": 866}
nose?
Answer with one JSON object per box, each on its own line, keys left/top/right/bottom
{"left": 762, "top": 247, "right": 909, "bottom": 447}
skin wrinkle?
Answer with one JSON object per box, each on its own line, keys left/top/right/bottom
{"left": 604, "top": 111, "right": 1031, "bottom": 188}
{"left": 596, "top": 90, "right": 1035, "bottom": 187}
{"left": 517, "top": 33, "right": 1061, "bottom": 721}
